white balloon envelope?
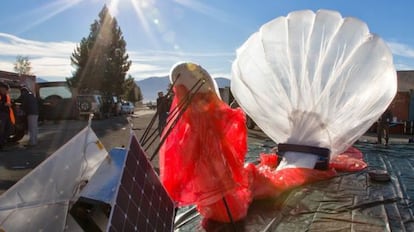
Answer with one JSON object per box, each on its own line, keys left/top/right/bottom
{"left": 231, "top": 9, "right": 397, "bottom": 168}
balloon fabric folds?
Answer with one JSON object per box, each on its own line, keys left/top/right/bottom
{"left": 160, "top": 10, "right": 397, "bottom": 224}
{"left": 231, "top": 10, "right": 397, "bottom": 169}
{"left": 159, "top": 62, "right": 248, "bottom": 207}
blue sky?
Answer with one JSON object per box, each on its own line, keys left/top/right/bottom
{"left": 0, "top": 0, "right": 413, "bottom": 81}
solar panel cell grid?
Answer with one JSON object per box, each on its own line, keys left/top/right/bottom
{"left": 107, "top": 135, "right": 175, "bottom": 232}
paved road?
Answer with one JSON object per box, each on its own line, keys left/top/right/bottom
{"left": 0, "top": 108, "right": 161, "bottom": 194}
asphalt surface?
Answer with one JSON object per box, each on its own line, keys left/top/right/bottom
{"left": 0, "top": 108, "right": 159, "bottom": 195}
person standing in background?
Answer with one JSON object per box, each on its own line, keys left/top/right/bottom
{"left": 157, "top": 91, "right": 169, "bottom": 135}
{"left": 20, "top": 87, "right": 39, "bottom": 147}
{"left": 377, "top": 108, "right": 393, "bottom": 146}
{"left": 0, "top": 82, "right": 14, "bottom": 149}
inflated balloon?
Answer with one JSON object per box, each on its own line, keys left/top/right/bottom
{"left": 161, "top": 10, "right": 395, "bottom": 224}
{"left": 231, "top": 9, "right": 397, "bottom": 169}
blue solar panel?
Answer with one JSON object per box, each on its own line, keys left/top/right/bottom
{"left": 107, "top": 135, "right": 175, "bottom": 232}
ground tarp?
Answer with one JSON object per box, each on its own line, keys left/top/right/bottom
{"left": 174, "top": 142, "right": 414, "bottom": 231}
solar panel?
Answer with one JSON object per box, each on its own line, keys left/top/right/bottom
{"left": 107, "top": 135, "right": 175, "bottom": 232}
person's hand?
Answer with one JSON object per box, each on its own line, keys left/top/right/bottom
{"left": 4, "top": 102, "right": 11, "bottom": 107}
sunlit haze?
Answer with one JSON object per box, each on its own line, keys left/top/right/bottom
{"left": 0, "top": 0, "right": 413, "bottom": 81}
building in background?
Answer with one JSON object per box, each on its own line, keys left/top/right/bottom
{"left": 388, "top": 70, "right": 414, "bottom": 134}
{"left": 0, "top": 70, "right": 36, "bottom": 95}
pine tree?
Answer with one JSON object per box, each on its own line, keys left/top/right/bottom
{"left": 122, "top": 75, "right": 143, "bottom": 102}
{"left": 68, "top": 5, "right": 131, "bottom": 95}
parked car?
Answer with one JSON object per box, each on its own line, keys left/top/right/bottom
{"left": 121, "top": 101, "right": 135, "bottom": 114}
{"left": 36, "top": 82, "right": 78, "bottom": 121}
{"left": 102, "top": 95, "right": 121, "bottom": 117}
{"left": 77, "top": 94, "right": 104, "bottom": 119}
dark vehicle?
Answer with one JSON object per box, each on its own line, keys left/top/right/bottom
{"left": 0, "top": 78, "right": 28, "bottom": 142}
{"left": 77, "top": 94, "right": 104, "bottom": 119}
{"left": 102, "top": 95, "right": 121, "bottom": 117}
{"left": 36, "top": 82, "right": 78, "bottom": 120}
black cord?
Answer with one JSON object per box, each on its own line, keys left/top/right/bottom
{"left": 149, "top": 79, "right": 205, "bottom": 161}
{"left": 140, "top": 76, "right": 180, "bottom": 144}
{"left": 141, "top": 78, "right": 204, "bottom": 147}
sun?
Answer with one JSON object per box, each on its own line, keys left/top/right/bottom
{"left": 107, "top": 0, "right": 154, "bottom": 16}
{"left": 107, "top": 0, "right": 120, "bottom": 16}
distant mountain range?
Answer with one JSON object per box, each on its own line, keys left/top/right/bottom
{"left": 36, "top": 78, "right": 48, "bottom": 83}
{"left": 136, "top": 76, "right": 231, "bottom": 102}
